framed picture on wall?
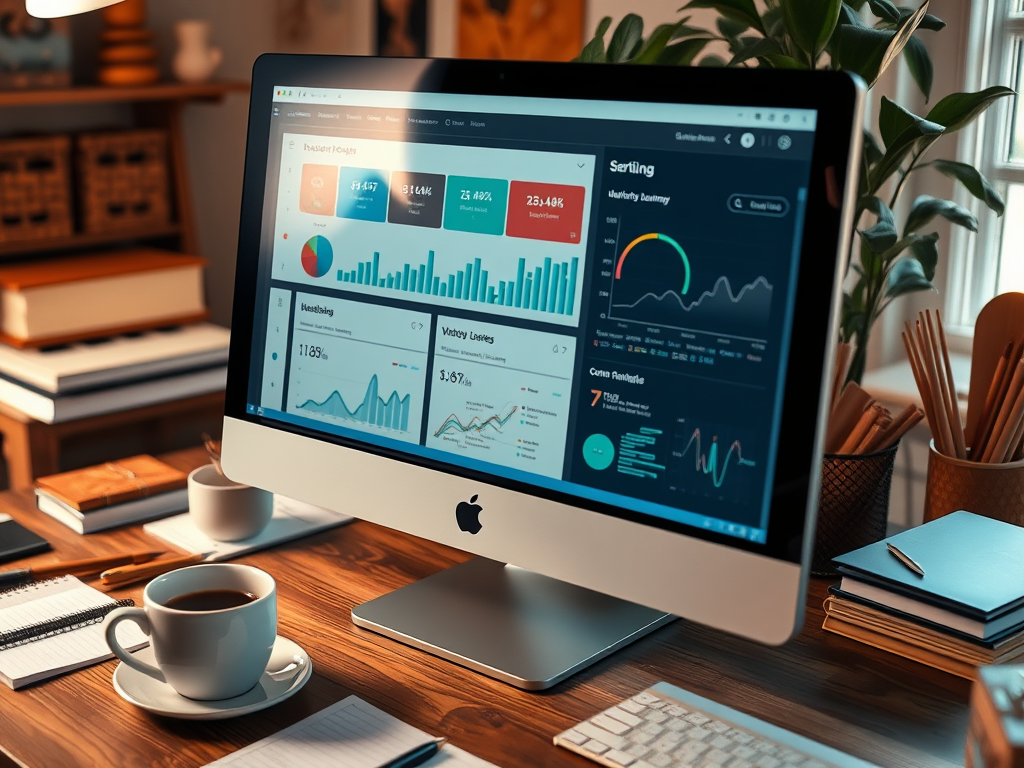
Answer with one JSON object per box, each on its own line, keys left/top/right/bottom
{"left": 376, "top": 0, "right": 428, "bottom": 57}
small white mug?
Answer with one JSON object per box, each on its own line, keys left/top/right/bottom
{"left": 188, "top": 464, "right": 274, "bottom": 541}
{"left": 103, "top": 563, "right": 277, "bottom": 700}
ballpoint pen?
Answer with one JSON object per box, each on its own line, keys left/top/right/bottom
{"left": 0, "top": 550, "right": 164, "bottom": 587}
{"left": 380, "top": 737, "right": 447, "bottom": 768}
{"left": 100, "top": 552, "right": 207, "bottom": 587}
{"left": 887, "top": 542, "right": 925, "bottom": 577}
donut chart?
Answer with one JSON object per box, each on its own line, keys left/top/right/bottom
{"left": 301, "top": 235, "right": 333, "bottom": 278}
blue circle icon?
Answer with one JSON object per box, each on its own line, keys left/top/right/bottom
{"left": 582, "top": 434, "right": 615, "bottom": 471}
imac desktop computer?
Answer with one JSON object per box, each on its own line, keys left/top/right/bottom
{"left": 222, "top": 54, "right": 865, "bottom": 690}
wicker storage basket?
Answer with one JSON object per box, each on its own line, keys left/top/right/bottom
{"left": 75, "top": 129, "right": 171, "bottom": 233}
{"left": 0, "top": 135, "right": 73, "bottom": 244}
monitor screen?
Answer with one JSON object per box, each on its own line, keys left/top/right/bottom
{"left": 243, "top": 85, "right": 818, "bottom": 551}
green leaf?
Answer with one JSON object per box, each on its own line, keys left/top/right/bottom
{"left": 835, "top": 1, "right": 928, "bottom": 86}
{"left": 764, "top": 54, "right": 807, "bottom": 68}
{"left": 698, "top": 54, "right": 728, "bottom": 66}
{"left": 876, "top": 2, "right": 930, "bottom": 80}
{"left": 903, "top": 36, "right": 933, "bottom": 101}
{"left": 863, "top": 129, "right": 884, "bottom": 166}
{"left": 574, "top": 35, "right": 606, "bottom": 63}
{"left": 878, "top": 96, "right": 920, "bottom": 148}
{"left": 672, "top": 24, "right": 714, "bottom": 39}
{"left": 866, "top": 0, "right": 900, "bottom": 22}
{"left": 761, "top": 6, "right": 786, "bottom": 36}
{"left": 729, "top": 36, "right": 784, "bottom": 65}
{"left": 897, "top": 7, "right": 945, "bottom": 30}
{"left": 595, "top": 16, "right": 613, "bottom": 38}
{"left": 607, "top": 14, "right": 644, "bottom": 63}
{"left": 904, "top": 194, "right": 978, "bottom": 235}
{"left": 870, "top": 102, "right": 944, "bottom": 190}
{"left": 908, "top": 232, "right": 940, "bottom": 281}
{"left": 781, "top": 0, "right": 842, "bottom": 59}
{"left": 924, "top": 159, "right": 1006, "bottom": 216}
{"left": 837, "top": 3, "right": 868, "bottom": 26}
{"left": 657, "top": 38, "right": 712, "bottom": 65}
{"left": 925, "top": 85, "right": 1017, "bottom": 133}
{"left": 631, "top": 23, "right": 681, "bottom": 63}
{"left": 717, "top": 17, "right": 750, "bottom": 40}
{"left": 680, "top": 0, "right": 766, "bottom": 34}
{"left": 886, "top": 256, "right": 935, "bottom": 298}
{"left": 859, "top": 196, "right": 898, "bottom": 252}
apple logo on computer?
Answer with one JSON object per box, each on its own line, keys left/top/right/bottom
{"left": 456, "top": 495, "right": 483, "bottom": 534}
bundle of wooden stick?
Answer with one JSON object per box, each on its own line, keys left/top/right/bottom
{"left": 902, "top": 309, "right": 969, "bottom": 460}
{"left": 825, "top": 341, "right": 924, "bottom": 455}
{"left": 961, "top": 337, "right": 1024, "bottom": 463}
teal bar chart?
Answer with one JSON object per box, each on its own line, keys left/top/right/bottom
{"left": 337, "top": 250, "right": 579, "bottom": 317}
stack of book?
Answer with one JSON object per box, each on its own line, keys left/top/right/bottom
{"left": 0, "top": 248, "right": 228, "bottom": 424}
{"left": 35, "top": 453, "right": 188, "bottom": 534}
{"left": 823, "top": 511, "right": 1024, "bottom": 679}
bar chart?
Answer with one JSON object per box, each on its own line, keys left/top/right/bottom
{"left": 337, "top": 249, "right": 580, "bottom": 319}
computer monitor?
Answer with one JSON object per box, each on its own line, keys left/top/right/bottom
{"left": 223, "top": 54, "right": 865, "bottom": 689}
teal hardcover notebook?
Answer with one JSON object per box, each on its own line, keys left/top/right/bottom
{"left": 832, "top": 511, "right": 1024, "bottom": 621}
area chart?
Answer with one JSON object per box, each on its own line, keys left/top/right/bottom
{"left": 298, "top": 374, "right": 411, "bottom": 432}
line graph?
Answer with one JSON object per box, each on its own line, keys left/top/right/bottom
{"left": 433, "top": 404, "right": 519, "bottom": 438}
{"left": 298, "top": 374, "right": 412, "bottom": 432}
{"left": 612, "top": 275, "right": 772, "bottom": 314}
{"left": 674, "top": 427, "right": 756, "bottom": 489}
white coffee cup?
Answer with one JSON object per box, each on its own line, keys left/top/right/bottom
{"left": 103, "top": 563, "right": 277, "bottom": 700}
{"left": 188, "top": 463, "right": 274, "bottom": 541}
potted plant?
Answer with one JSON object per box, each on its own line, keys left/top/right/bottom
{"left": 576, "top": 0, "right": 1014, "bottom": 385}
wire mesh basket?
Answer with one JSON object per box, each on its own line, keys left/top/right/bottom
{"left": 811, "top": 441, "right": 899, "bottom": 577}
{"left": 0, "top": 134, "right": 73, "bottom": 244}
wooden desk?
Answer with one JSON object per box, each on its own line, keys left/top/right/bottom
{"left": 0, "top": 447, "right": 971, "bottom": 768}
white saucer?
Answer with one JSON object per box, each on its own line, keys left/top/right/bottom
{"left": 112, "top": 635, "right": 312, "bottom": 720}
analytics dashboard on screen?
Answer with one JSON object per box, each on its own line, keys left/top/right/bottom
{"left": 246, "top": 87, "right": 818, "bottom": 546}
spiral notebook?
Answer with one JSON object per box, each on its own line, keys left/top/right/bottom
{"left": 0, "top": 575, "right": 148, "bottom": 690}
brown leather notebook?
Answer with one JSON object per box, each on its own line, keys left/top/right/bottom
{"left": 35, "top": 455, "right": 187, "bottom": 512}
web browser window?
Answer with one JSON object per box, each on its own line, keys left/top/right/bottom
{"left": 246, "top": 87, "right": 818, "bottom": 545}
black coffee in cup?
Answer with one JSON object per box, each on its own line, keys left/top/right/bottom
{"left": 163, "top": 589, "right": 257, "bottom": 611}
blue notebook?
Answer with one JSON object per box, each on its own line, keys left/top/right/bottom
{"left": 832, "top": 511, "right": 1024, "bottom": 622}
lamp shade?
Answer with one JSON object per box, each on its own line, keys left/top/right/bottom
{"left": 25, "top": 0, "right": 123, "bottom": 18}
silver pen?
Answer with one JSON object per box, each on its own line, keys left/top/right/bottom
{"left": 887, "top": 542, "right": 925, "bottom": 577}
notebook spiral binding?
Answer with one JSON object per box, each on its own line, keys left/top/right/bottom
{"left": 0, "top": 577, "right": 135, "bottom": 651}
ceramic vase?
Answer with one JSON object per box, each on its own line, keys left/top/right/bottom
{"left": 172, "top": 20, "right": 221, "bottom": 84}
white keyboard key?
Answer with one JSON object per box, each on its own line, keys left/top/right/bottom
{"left": 677, "top": 742, "right": 709, "bottom": 758}
{"left": 755, "top": 756, "right": 782, "bottom": 768}
{"left": 628, "top": 731, "right": 657, "bottom": 746}
{"left": 627, "top": 743, "right": 652, "bottom": 759}
{"left": 708, "top": 721, "right": 731, "bottom": 734}
{"left": 733, "top": 745, "right": 758, "bottom": 760}
{"left": 729, "top": 731, "right": 755, "bottom": 744}
{"left": 606, "top": 707, "right": 644, "bottom": 727}
{"left": 620, "top": 699, "right": 647, "bottom": 715}
{"left": 688, "top": 727, "right": 712, "bottom": 741}
{"left": 705, "top": 748, "right": 732, "bottom": 764}
{"left": 576, "top": 720, "right": 626, "bottom": 750}
{"left": 560, "top": 729, "right": 589, "bottom": 746}
{"left": 665, "top": 718, "right": 690, "bottom": 732}
{"left": 665, "top": 705, "right": 688, "bottom": 717}
{"left": 685, "top": 713, "right": 711, "bottom": 726}
{"left": 633, "top": 692, "right": 660, "bottom": 705}
{"left": 651, "top": 734, "right": 683, "bottom": 752}
{"left": 593, "top": 714, "right": 632, "bottom": 735}
{"left": 583, "top": 739, "right": 609, "bottom": 755}
{"left": 646, "top": 753, "right": 673, "bottom": 768}
{"left": 641, "top": 722, "right": 665, "bottom": 737}
{"left": 754, "top": 741, "right": 779, "bottom": 755}
{"left": 780, "top": 749, "right": 806, "bottom": 764}
{"left": 645, "top": 710, "right": 669, "bottom": 724}
{"left": 605, "top": 748, "right": 637, "bottom": 766}
{"left": 710, "top": 735, "right": 732, "bottom": 750}
{"left": 648, "top": 700, "right": 667, "bottom": 710}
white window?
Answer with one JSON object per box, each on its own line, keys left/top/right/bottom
{"left": 949, "top": 0, "right": 1024, "bottom": 329}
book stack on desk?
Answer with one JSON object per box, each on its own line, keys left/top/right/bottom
{"left": 34, "top": 454, "right": 188, "bottom": 534}
{"left": 823, "top": 511, "right": 1024, "bottom": 680}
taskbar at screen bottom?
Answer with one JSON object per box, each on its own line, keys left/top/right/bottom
{"left": 246, "top": 403, "right": 769, "bottom": 545}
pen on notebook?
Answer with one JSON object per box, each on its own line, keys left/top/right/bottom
{"left": 886, "top": 542, "right": 925, "bottom": 577}
{"left": 0, "top": 551, "right": 164, "bottom": 587}
{"left": 379, "top": 737, "right": 447, "bottom": 768}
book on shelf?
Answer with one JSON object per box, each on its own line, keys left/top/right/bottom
{"left": 0, "top": 248, "right": 208, "bottom": 348}
{"left": 0, "top": 364, "right": 226, "bottom": 423}
{"left": 35, "top": 454, "right": 189, "bottom": 534}
{"left": 0, "top": 322, "right": 229, "bottom": 394}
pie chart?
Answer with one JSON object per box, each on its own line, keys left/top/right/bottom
{"left": 301, "top": 235, "right": 333, "bottom": 278}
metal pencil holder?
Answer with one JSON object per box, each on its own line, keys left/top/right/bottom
{"left": 811, "top": 442, "right": 899, "bottom": 577}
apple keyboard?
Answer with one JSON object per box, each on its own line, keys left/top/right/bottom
{"left": 554, "top": 682, "right": 879, "bottom": 768}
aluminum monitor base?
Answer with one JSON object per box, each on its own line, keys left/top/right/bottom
{"left": 351, "top": 557, "right": 675, "bottom": 690}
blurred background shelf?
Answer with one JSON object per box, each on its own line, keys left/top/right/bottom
{"left": 0, "top": 80, "right": 248, "bottom": 108}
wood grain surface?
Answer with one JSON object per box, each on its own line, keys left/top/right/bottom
{"left": 0, "top": 447, "right": 971, "bottom": 768}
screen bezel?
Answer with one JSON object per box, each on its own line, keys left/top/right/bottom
{"left": 226, "top": 53, "right": 862, "bottom": 566}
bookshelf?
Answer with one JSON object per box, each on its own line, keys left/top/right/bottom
{"left": 0, "top": 80, "right": 247, "bottom": 488}
{"left": 0, "top": 80, "right": 249, "bottom": 259}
